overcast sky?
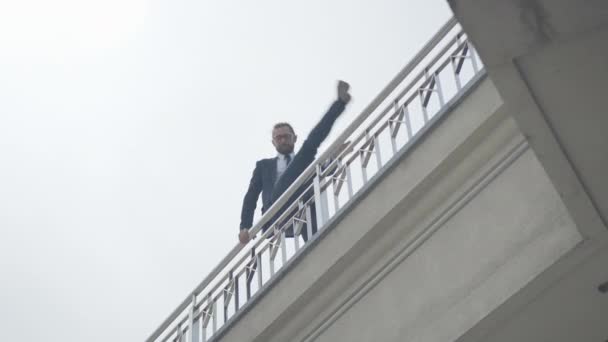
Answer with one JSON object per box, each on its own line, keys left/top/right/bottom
{"left": 0, "top": 1, "right": 451, "bottom": 340}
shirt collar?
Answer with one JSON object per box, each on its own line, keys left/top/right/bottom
{"left": 276, "top": 152, "right": 294, "bottom": 160}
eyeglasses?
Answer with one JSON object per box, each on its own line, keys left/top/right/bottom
{"left": 273, "top": 133, "right": 294, "bottom": 141}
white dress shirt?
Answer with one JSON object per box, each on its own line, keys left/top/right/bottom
{"left": 276, "top": 152, "right": 295, "bottom": 182}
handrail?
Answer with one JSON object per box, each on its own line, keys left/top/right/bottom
{"left": 146, "top": 16, "right": 480, "bottom": 342}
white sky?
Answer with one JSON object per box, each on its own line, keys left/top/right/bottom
{"left": 0, "top": 1, "right": 451, "bottom": 340}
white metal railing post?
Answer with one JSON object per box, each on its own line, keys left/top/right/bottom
{"left": 201, "top": 295, "right": 212, "bottom": 342}
{"left": 256, "top": 252, "right": 263, "bottom": 290}
{"left": 332, "top": 160, "right": 344, "bottom": 211}
{"left": 188, "top": 294, "right": 197, "bottom": 342}
{"left": 313, "top": 164, "right": 325, "bottom": 229}
{"left": 434, "top": 72, "right": 445, "bottom": 107}
{"left": 390, "top": 101, "right": 400, "bottom": 154}
{"left": 373, "top": 133, "right": 382, "bottom": 170}
{"left": 470, "top": 43, "right": 479, "bottom": 72}
{"left": 280, "top": 230, "right": 288, "bottom": 264}
{"left": 305, "top": 202, "right": 314, "bottom": 243}
{"left": 419, "top": 69, "right": 430, "bottom": 122}
{"left": 211, "top": 299, "right": 217, "bottom": 335}
{"left": 345, "top": 164, "right": 354, "bottom": 199}
{"left": 176, "top": 322, "right": 183, "bottom": 342}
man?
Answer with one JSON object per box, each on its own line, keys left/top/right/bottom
{"left": 239, "top": 80, "right": 352, "bottom": 244}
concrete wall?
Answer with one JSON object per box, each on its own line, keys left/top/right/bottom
{"left": 314, "top": 140, "right": 580, "bottom": 342}
{"left": 450, "top": 0, "right": 608, "bottom": 240}
{"left": 446, "top": 2, "right": 608, "bottom": 340}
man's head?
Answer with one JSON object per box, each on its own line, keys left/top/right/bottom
{"left": 272, "top": 122, "right": 297, "bottom": 155}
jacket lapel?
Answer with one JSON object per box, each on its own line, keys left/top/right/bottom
{"left": 269, "top": 157, "right": 278, "bottom": 185}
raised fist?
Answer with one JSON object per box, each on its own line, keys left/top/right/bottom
{"left": 337, "top": 80, "right": 351, "bottom": 103}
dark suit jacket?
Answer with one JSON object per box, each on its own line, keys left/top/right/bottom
{"left": 239, "top": 99, "right": 347, "bottom": 232}
{"left": 239, "top": 157, "right": 278, "bottom": 230}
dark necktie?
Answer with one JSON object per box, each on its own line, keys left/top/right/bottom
{"left": 284, "top": 154, "right": 292, "bottom": 166}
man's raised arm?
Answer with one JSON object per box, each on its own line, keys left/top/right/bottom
{"left": 272, "top": 80, "right": 352, "bottom": 203}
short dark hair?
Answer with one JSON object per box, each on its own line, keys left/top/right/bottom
{"left": 273, "top": 122, "right": 295, "bottom": 135}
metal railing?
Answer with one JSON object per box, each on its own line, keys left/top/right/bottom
{"left": 147, "top": 17, "right": 484, "bottom": 342}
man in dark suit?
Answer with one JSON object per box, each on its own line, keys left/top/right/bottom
{"left": 239, "top": 80, "right": 352, "bottom": 244}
